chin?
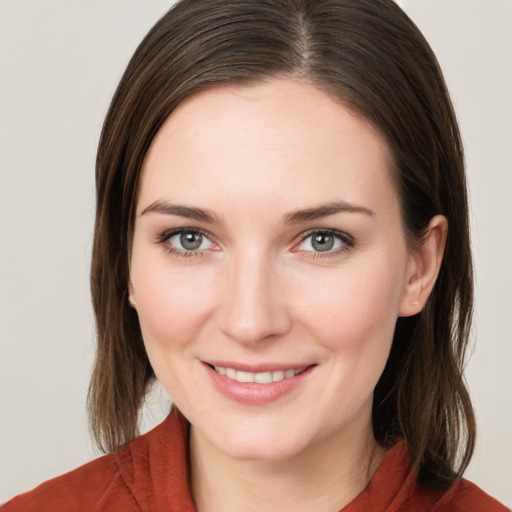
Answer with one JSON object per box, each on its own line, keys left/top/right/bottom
{"left": 199, "top": 416, "right": 315, "bottom": 463}
{"left": 220, "top": 436, "right": 306, "bottom": 463}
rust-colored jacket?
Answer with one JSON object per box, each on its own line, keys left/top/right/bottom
{"left": 2, "top": 409, "right": 508, "bottom": 511}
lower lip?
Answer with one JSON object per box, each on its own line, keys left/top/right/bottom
{"left": 203, "top": 363, "right": 314, "bottom": 405}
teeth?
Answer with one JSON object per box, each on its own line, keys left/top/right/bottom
{"left": 255, "top": 371, "right": 272, "bottom": 384}
{"left": 272, "top": 370, "right": 285, "bottom": 382}
{"left": 236, "top": 371, "right": 255, "bottom": 383}
{"left": 213, "top": 366, "right": 305, "bottom": 383}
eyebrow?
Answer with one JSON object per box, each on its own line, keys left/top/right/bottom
{"left": 139, "top": 199, "right": 375, "bottom": 225}
{"left": 283, "top": 201, "right": 375, "bottom": 224}
{"left": 140, "top": 200, "right": 220, "bottom": 224}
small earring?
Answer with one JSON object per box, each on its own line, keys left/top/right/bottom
{"left": 411, "top": 301, "right": 419, "bottom": 306}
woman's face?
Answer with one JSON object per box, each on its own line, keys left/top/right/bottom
{"left": 130, "top": 79, "right": 416, "bottom": 462}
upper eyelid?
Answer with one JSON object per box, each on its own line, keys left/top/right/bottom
{"left": 298, "top": 228, "right": 354, "bottom": 243}
{"left": 159, "top": 227, "right": 214, "bottom": 241}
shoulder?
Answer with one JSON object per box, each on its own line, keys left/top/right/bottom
{"left": 438, "top": 478, "right": 509, "bottom": 512}
{"left": 1, "top": 410, "right": 189, "bottom": 512}
{"left": 406, "top": 477, "right": 510, "bottom": 512}
{"left": 1, "top": 452, "right": 138, "bottom": 512}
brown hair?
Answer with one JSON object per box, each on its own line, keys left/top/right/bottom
{"left": 89, "top": 0, "right": 475, "bottom": 489}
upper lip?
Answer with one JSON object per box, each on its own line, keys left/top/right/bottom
{"left": 203, "top": 360, "right": 315, "bottom": 373}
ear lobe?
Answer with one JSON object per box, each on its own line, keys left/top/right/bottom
{"left": 128, "top": 280, "right": 137, "bottom": 309}
{"left": 398, "top": 215, "right": 448, "bottom": 317}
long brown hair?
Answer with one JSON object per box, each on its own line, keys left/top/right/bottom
{"left": 89, "top": 0, "right": 475, "bottom": 489}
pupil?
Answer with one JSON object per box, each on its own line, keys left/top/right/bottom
{"left": 181, "top": 232, "right": 202, "bottom": 250}
{"left": 312, "top": 233, "right": 333, "bottom": 252}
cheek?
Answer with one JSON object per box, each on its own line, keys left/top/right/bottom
{"left": 291, "top": 262, "right": 405, "bottom": 419}
{"left": 291, "top": 260, "right": 405, "bottom": 351}
{"left": 133, "top": 263, "right": 216, "bottom": 348}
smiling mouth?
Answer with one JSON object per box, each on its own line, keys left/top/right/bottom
{"left": 211, "top": 365, "right": 308, "bottom": 384}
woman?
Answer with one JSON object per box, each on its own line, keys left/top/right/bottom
{"left": 3, "top": 0, "right": 509, "bottom": 510}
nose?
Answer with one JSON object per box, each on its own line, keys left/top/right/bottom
{"left": 218, "top": 251, "right": 292, "bottom": 345}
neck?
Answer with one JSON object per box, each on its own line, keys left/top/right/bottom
{"left": 189, "top": 410, "right": 385, "bottom": 512}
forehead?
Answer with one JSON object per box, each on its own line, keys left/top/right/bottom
{"left": 138, "top": 79, "right": 398, "bottom": 219}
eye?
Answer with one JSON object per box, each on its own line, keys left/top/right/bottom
{"left": 296, "top": 229, "right": 354, "bottom": 255}
{"left": 169, "top": 230, "right": 212, "bottom": 251}
{"left": 157, "top": 228, "right": 215, "bottom": 256}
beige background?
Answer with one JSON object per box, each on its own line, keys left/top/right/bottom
{"left": 1, "top": 0, "right": 511, "bottom": 505}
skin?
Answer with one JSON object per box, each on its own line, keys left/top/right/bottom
{"left": 129, "top": 79, "right": 446, "bottom": 512}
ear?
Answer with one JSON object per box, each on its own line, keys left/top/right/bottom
{"left": 398, "top": 215, "right": 448, "bottom": 317}
{"left": 128, "top": 280, "right": 137, "bottom": 309}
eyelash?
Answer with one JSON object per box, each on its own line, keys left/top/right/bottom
{"left": 155, "top": 228, "right": 215, "bottom": 259}
{"left": 296, "top": 229, "right": 355, "bottom": 259}
{"left": 155, "top": 228, "right": 355, "bottom": 259}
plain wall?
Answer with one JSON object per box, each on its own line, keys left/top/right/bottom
{"left": 1, "top": 0, "right": 511, "bottom": 505}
